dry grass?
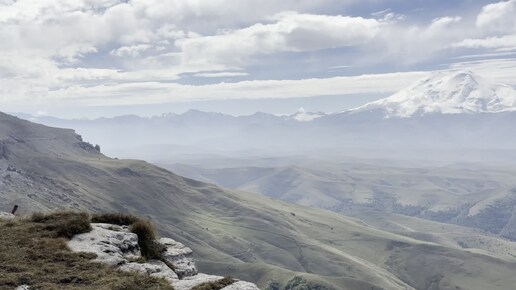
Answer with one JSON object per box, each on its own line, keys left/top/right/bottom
{"left": 191, "top": 277, "right": 236, "bottom": 290}
{"left": 130, "top": 220, "right": 165, "bottom": 260}
{"left": 0, "top": 213, "right": 174, "bottom": 290}
{"left": 30, "top": 211, "right": 92, "bottom": 239}
{"left": 91, "top": 213, "right": 140, "bottom": 226}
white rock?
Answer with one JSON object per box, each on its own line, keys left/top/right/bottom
{"left": 119, "top": 260, "right": 179, "bottom": 283}
{"left": 67, "top": 223, "right": 141, "bottom": 266}
{"left": 221, "top": 281, "right": 260, "bottom": 290}
{"left": 66, "top": 223, "right": 259, "bottom": 290}
{"left": 171, "top": 273, "right": 223, "bottom": 290}
{"left": 15, "top": 285, "right": 30, "bottom": 290}
{"left": 159, "top": 237, "right": 198, "bottom": 277}
{"left": 0, "top": 211, "right": 14, "bottom": 219}
{"left": 93, "top": 223, "right": 131, "bottom": 232}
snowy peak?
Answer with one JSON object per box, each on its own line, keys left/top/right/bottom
{"left": 349, "top": 71, "right": 516, "bottom": 118}
{"left": 289, "top": 108, "right": 326, "bottom": 122}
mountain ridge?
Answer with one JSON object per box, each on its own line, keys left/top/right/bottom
{"left": 346, "top": 70, "right": 516, "bottom": 118}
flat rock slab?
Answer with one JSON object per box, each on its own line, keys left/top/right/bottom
{"left": 221, "top": 281, "right": 261, "bottom": 290}
{"left": 68, "top": 223, "right": 141, "bottom": 266}
{"left": 159, "top": 237, "right": 198, "bottom": 277}
{"left": 171, "top": 273, "right": 224, "bottom": 290}
{"left": 0, "top": 211, "right": 14, "bottom": 219}
{"left": 119, "top": 260, "right": 179, "bottom": 282}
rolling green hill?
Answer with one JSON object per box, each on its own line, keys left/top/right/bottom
{"left": 163, "top": 161, "right": 516, "bottom": 241}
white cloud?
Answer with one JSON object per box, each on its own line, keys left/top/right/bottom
{"left": 193, "top": 72, "right": 249, "bottom": 78}
{"left": 38, "top": 71, "right": 426, "bottom": 107}
{"left": 0, "top": 0, "right": 515, "bottom": 112}
{"left": 453, "top": 34, "right": 516, "bottom": 50}
{"left": 476, "top": 0, "right": 516, "bottom": 33}
{"left": 176, "top": 12, "right": 380, "bottom": 66}
{"left": 111, "top": 44, "right": 152, "bottom": 57}
{"left": 427, "top": 16, "right": 462, "bottom": 34}
{"left": 371, "top": 8, "right": 405, "bottom": 23}
{"left": 447, "top": 58, "right": 516, "bottom": 85}
{"left": 454, "top": 1, "right": 516, "bottom": 52}
{"left": 370, "top": 15, "right": 466, "bottom": 65}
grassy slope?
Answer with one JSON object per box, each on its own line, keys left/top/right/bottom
{"left": 163, "top": 162, "right": 516, "bottom": 239}
{"left": 8, "top": 156, "right": 516, "bottom": 289}
{"left": 2, "top": 112, "right": 516, "bottom": 289}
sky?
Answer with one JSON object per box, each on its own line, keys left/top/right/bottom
{"left": 1, "top": 0, "right": 516, "bottom": 118}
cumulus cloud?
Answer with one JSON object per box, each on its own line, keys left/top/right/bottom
{"left": 476, "top": 0, "right": 516, "bottom": 33}
{"left": 427, "top": 16, "right": 462, "bottom": 34}
{"left": 111, "top": 44, "right": 152, "bottom": 57}
{"left": 449, "top": 1, "right": 516, "bottom": 52}
{"left": 176, "top": 12, "right": 380, "bottom": 66}
{"left": 370, "top": 15, "right": 466, "bottom": 66}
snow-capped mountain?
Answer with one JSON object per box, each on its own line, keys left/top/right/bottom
{"left": 347, "top": 71, "right": 516, "bottom": 118}
{"left": 289, "top": 108, "right": 326, "bottom": 122}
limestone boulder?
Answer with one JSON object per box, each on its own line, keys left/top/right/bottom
{"left": 119, "top": 260, "right": 179, "bottom": 283}
{"left": 0, "top": 211, "right": 14, "bottom": 219}
{"left": 67, "top": 223, "right": 140, "bottom": 266}
{"left": 158, "top": 237, "right": 198, "bottom": 277}
{"left": 221, "top": 281, "right": 261, "bottom": 290}
{"left": 171, "top": 273, "right": 223, "bottom": 290}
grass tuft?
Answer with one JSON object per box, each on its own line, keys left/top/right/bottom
{"left": 31, "top": 211, "right": 92, "bottom": 239}
{"left": 130, "top": 220, "right": 165, "bottom": 260}
{"left": 91, "top": 213, "right": 141, "bottom": 226}
{"left": 191, "top": 277, "right": 236, "bottom": 290}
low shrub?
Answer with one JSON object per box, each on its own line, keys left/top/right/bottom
{"left": 191, "top": 277, "right": 236, "bottom": 290}
{"left": 130, "top": 220, "right": 164, "bottom": 260}
{"left": 91, "top": 213, "right": 140, "bottom": 226}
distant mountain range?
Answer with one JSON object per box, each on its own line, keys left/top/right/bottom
{"left": 14, "top": 70, "right": 516, "bottom": 164}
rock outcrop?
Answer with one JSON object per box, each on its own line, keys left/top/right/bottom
{"left": 159, "top": 237, "right": 198, "bottom": 278}
{"left": 119, "top": 260, "right": 179, "bottom": 283}
{"left": 68, "top": 223, "right": 141, "bottom": 266}
{"left": 0, "top": 211, "right": 14, "bottom": 219}
{"left": 68, "top": 223, "right": 259, "bottom": 290}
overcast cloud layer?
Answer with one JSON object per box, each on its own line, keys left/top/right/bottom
{"left": 1, "top": 0, "right": 516, "bottom": 116}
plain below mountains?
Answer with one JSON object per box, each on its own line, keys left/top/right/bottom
{"left": 2, "top": 112, "right": 516, "bottom": 289}
{"left": 163, "top": 160, "right": 516, "bottom": 241}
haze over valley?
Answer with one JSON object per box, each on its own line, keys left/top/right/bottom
{"left": 3, "top": 0, "right": 516, "bottom": 289}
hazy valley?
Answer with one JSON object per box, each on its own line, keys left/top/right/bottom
{"left": 4, "top": 70, "right": 516, "bottom": 289}
{"left": 4, "top": 1, "right": 516, "bottom": 289}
